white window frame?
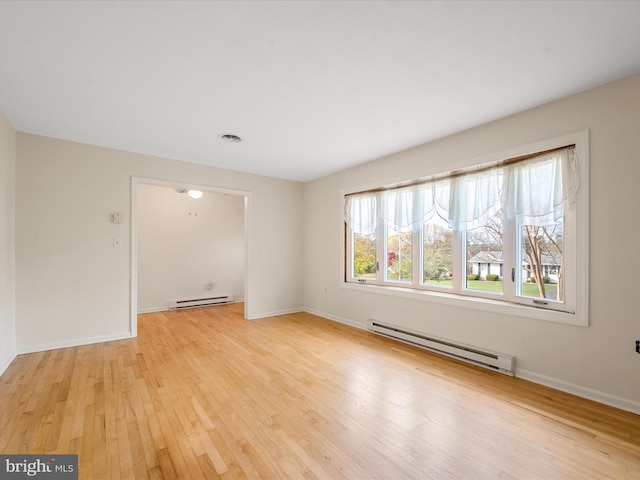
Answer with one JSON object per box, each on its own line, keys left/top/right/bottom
{"left": 342, "top": 131, "right": 589, "bottom": 327}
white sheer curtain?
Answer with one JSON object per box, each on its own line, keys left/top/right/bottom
{"left": 382, "top": 185, "right": 424, "bottom": 233}
{"left": 448, "top": 169, "right": 504, "bottom": 231}
{"left": 345, "top": 192, "right": 379, "bottom": 235}
{"left": 379, "top": 181, "right": 450, "bottom": 233}
{"left": 504, "top": 147, "right": 578, "bottom": 226}
{"left": 345, "top": 146, "right": 578, "bottom": 232}
{"left": 424, "top": 180, "right": 450, "bottom": 223}
{"left": 346, "top": 181, "right": 450, "bottom": 234}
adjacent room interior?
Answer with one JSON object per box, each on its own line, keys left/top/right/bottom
{"left": 136, "top": 183, "right": 246, "bottom": 314}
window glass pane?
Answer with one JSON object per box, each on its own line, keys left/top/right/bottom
{"left": 422, "top": 216, "right": 453, "bottom": 288}
{"left": 518, "top": 221, "right": 564, "bottom": 302}
{"left": 465, "top": 210, "right": 503, "bottom": 294}
{"left": 353, "top": 232, "right": 377, "bottom": 279}
{"left": 386, "top": 226, "right": 412, "bottom": 283}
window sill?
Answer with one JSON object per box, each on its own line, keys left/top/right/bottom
{"left": 342, "top": 281, "right": 587, "bottom": 327}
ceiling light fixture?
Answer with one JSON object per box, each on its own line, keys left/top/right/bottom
{"left": 188, "top": 190, "right": 203, "bottom": 199}
{"left": 219, "top": 133, "right": 242, "bottom": 143}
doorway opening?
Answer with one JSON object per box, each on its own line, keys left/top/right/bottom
{"left": 130, "top": 177, "right": 251, "bottom": 336}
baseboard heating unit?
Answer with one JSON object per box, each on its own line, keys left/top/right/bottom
{"left": 368, "top": 319, "right": 515, "bottom": 376}
{"left": 169, "top": 295, "right": 234, "bottom": 310}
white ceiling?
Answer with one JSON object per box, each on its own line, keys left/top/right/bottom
{"left": 1, "top": 1, "right": 640, "bottom": 182}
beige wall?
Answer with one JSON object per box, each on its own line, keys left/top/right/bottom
{"left": 16, "top": 134, "right": 304, "bottom": 352}
{"left": 304, "top": 72, "right": 640, "bottom": 412}
{"left": 0, "top": 111, "right": 16, "bottom": 374}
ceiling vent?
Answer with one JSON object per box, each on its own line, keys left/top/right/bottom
{"left": 219, "top": 133, "right": 242, "bottom": 143}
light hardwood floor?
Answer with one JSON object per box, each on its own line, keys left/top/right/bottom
{"left": 1, "top": 303, "right": 639, "bottom": 479}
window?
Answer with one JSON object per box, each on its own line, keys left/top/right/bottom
{"left": 344, "top": 133, "right": 588, "bottom": 325}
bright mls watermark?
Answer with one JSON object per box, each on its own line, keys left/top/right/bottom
{"left": 0, "top": 455, "right": 78, "bottom": 479}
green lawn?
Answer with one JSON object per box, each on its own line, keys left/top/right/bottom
{"left": 424, "top": 279, "right": 557, "bottom": 298}
{"left": 356, "top": 276, "right": 558, "bottom": 299}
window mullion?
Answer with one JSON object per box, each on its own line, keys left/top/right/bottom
{"left": 346, "top": 226, "right": 354, "bottom": 281}
{"left": 376, "top": 217, "right": 385, "bottom": 283}
{"left": 502, "top": 216, "right": 516, "bottom": 301}
{"left": 413, "top": 226, "right": 422, "bottom": 286}
{"left": 451, "top": 230, "right": 463, "bottom": 293}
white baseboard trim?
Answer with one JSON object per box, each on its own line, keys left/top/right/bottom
{"left": 516, "top": 369, "right": 640, "bottom": 416}
{"left": 138, "top": 298, "right": 246, "bottom": 315}
{"left": 17, "top": 332, "right": 133, "bottom": 355}
{"left": 246, "top": 307, "right": 304, "bottom": 320}
{"left": 0, "top": 352, "right": 17, "bottom": 377}
{"left": 304, "top": 308, "right": 367, "bottom": 331}
{"left": 138, "top": 306, "right": 169, "bottom": 314}
{"left": 302, "top": 309, "right": 640, "bottom": 416}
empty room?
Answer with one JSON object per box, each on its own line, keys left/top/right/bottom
{"left": 1, "top": 1, "right": 640, "bottom": 479}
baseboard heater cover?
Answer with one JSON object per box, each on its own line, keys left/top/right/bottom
{"left": 169, "top": 295, "right": 234, "bottom": 309}
{"left": 368, "top": 319, "right": 515, "bottom": 376}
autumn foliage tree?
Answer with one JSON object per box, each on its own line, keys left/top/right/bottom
{"left": 386, "top": 231, "right": 412, "bottom": 281}
{"left": 422, "top": 223, "right": 452, "bottom": 281}
{"left": 353, "top": 233, "right": 376, "bottom": 277}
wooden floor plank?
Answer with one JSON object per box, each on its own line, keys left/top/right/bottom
{"left": 1, "top": 303, "right": 640, "bottom": 479}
